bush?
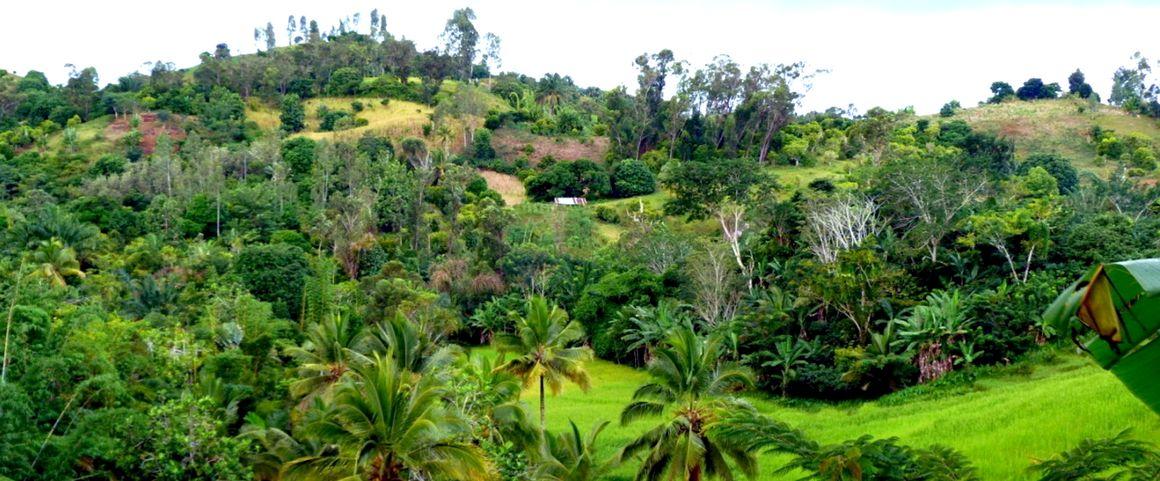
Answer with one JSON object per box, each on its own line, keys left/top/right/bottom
{"left": 611, "top": 159, "right": 657, "bottom": 198}
{"left": 594, "top": 205, "right": 620, "bottom": 223}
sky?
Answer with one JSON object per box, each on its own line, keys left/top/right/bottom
{"left": 4, "top": 0, "right": 1159, "bottom": 114}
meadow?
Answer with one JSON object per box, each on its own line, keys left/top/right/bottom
{"left": 470, "top": 348, "right": 1160, "bottom": 480}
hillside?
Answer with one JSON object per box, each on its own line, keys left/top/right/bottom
{"left": 942, "top": 97, "right": 1160, "bottom": 175}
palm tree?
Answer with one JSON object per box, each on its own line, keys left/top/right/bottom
{"left": 620, "top": 299, "right": 695, "bottom": 364}
{"left": 536, "top": 420, "right": 617, "bottom": 481}
{"left": 352, "top": 312, "right": 460, "bottom": 375}
{"left": 494, "top": 296, "right": 593, "bottom": 434}
{"left": 28, "top": 238, "right": 84, "bottom": 287}
{"left": 619, "top": 325, "right": 755, "bottom": 481}
{"left": 289, "top": 354, "right": 491, "bottom": 481}
{"left": 286, "top": 312, "right": 362, "bottom": 402}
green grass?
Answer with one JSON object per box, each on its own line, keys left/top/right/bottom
{"left": 472, "top": 348, "right": 1159, "bottom": 480}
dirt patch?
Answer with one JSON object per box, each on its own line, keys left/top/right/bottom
{"left": 105, "top": 112, "right": 186, "bottom": 155}
{"left": 477, "top": 169, "right": 526, "bottom": 205}
{"left": 492, "top": 128, "right": 609, "bottom": 165}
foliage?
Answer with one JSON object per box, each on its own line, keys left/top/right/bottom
{"left": 525, "top": 159, "right": 611, "bottom": 202}
{"left": 610, "top": 159, "right": 657, "bottom": 198}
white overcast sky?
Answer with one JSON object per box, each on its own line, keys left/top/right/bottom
{"left": 4, "top": 0, "right": 1159, "bottom": 114}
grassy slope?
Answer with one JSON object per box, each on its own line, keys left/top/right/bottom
{"left": 247, "top": 97, "right": 433, "bottom": 141}
{"left": 947, "top": 97, "right": 1160, "bottom": 176}
{"left": 481, "top": 349, "right": 1158, "bottom": 480}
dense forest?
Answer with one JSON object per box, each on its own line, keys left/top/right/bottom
{"left": 1, "top": 7, "right": 1159, "bottom": 481}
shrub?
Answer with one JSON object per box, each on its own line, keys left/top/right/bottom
{"left": 611, "top": 159, "right": 657, "bottom": 198}
{"left": 594, "top": 205, "right": 620, "bottom": 223}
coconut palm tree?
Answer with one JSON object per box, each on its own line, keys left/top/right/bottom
{"left": 352, "top": 312, "right": 460, "bottom": 376}
{"left": 289, "top": 354, "right": 491, "bottom": 481}
{"left": 494, "top": 296, "right": 592, "bottom": 434}
{"left": 619, "top": 325, "right": 755, "bottom": 481}
{"left": 286, "top": 312, "right": 362, "bottom": 402}
{"left": 536, "top": 420, "right": 617, "bottom": 481}
{"left": 28, "top": 238, "right": 84, "bottom": 287}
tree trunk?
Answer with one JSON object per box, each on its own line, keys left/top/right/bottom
{"left": 758, "top": 110, "right": 787, "bottom": 164}
{"left": 539, "top": 374, "right": 546, "bottom": 435}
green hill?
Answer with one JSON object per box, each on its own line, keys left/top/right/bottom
{"left": 941, "top": 97, "right": 1160, "bottom": 176}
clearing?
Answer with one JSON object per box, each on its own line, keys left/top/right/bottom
{"left": 492, "top": 127, "right": 609, "bottom": 164}
{"left": 478, "top": 169, "right": 526, "bottom": 205}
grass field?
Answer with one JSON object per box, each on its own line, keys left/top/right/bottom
{"left": 472, "top": 348, "right": 1159, "bottom": 480}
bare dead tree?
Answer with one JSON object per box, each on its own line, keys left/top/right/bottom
{"left": 804, "top": 193, "right": 880, "bottom": 263}
{"left": 882, "top": 159, "right": 986, "bottom": 263}
{"left": 689, "top": 243, "right": 742, "bottom": 328}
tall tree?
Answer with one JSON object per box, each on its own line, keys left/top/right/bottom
{"left": 441, "top": 8, "right": 479, "bottom": 81}
{"left": 494, "top": 296, "right": 592, "bottom": 434}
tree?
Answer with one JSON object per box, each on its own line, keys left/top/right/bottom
{"left": 279, "top": 94, "right": 305, "bottom": 133}
{"left": 525, "top": 160, "right": 611, "bottom": 202}
{"left": 235, "top": 243, "right": 309, "bottom": 319}
{"left": 536, "top": 420, "right": 617, "bottom": 481}
{"left": 611, "top": 159, "right": 657, "bottom": 198}
{"left": 293, "top": 355, "right": 491, "bottom": 481}
{"left": 1067, "top": 69, "right": 1094, "bottom": 99}
{"left": 878, "top": 157, "right": 986, "bottom": 262}
{"left": 661, "top": 157, "right": 767, "bottom": 220}
{"left": 441, "top": 8, "right": 479, "bottom": 81}
{"left": 802, "top": 193, "right": 879, "bottom": 263}
{"left": 494, "top": 296, "right": 593, "bottom": 433}
{"left": 326, "top": 67, "right": 362, "bottom": 96}
{"left": 1015, "top": 78, "right": 1060, "bottom": 101}
{"left": 710, "top": 411, "right": 980, "bottom": 481}
{"left": 28, "top": 238, "right": 84, "bottom": 287}
{"left": 1018, "top": 153, "right": 1078, "bottom": 194}
{"left": 939, "top": 100, "right": 961, "bottom": 117}
{"left": 619, "top": 325, "right": 755, "bottom": 481}
{"left": 962, "top": 167, "right": 1061, "bottom": 283}
{"left": 988, "top": 81, "right": 1014, "bottom": 103}
{"left": 287, "top": 312, "right": 362, "bottom": 402}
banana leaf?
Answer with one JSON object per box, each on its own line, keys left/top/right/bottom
{"left": 1043, "top": 259, "right": 1160, "bottom": 414}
